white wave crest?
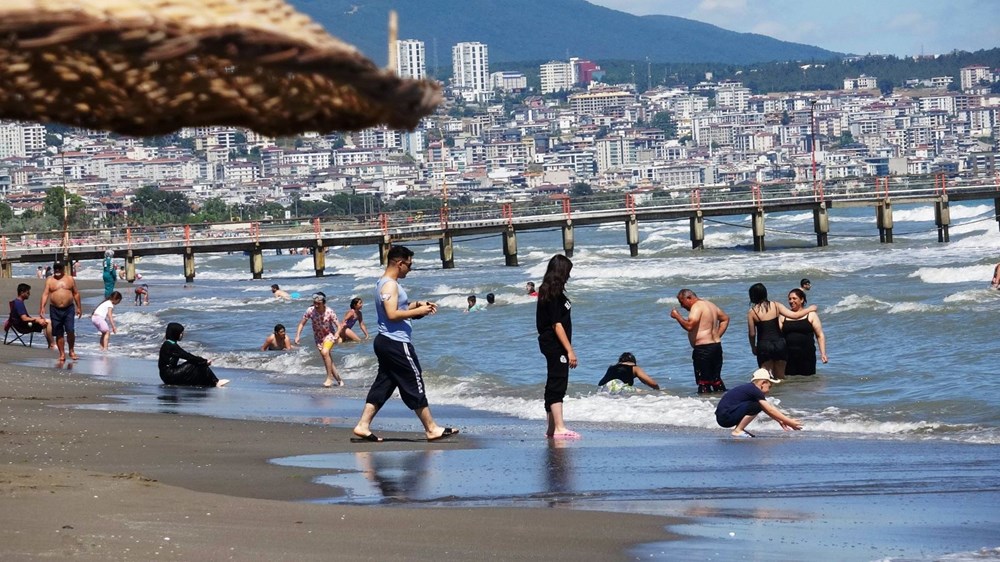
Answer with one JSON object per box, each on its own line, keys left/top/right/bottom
{"left": 911, "top": 264, "right": 995, "bottom": 284}
{"left": 826, "top": 294, "right": 890, "bottom": 314}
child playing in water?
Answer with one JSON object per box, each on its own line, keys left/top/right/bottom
{"left": 91, "top": 291, "right": 123, "bottom": 351}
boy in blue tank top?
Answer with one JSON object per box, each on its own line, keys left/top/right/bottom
{"left": 352, "top": 245, "right": 459, "bottom": 443}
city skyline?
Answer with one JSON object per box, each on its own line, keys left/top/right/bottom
{"left": 589, "top": 0, "right": 999, "bottom": 59}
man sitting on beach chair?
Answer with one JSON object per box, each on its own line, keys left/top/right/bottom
{"left": 5, "top": 283, "right": 53, "bottom": 347}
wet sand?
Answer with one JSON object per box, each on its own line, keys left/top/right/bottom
{"left": 1, "top": 278, "right": 677, "bottom": 560}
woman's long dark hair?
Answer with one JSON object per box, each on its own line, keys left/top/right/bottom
{"left": 748, "top": 282, "right": 771, "bottom": 312}
{"left": 538, "top": 254, "right": 572, "bottom": 301}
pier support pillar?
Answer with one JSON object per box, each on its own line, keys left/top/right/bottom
{"left": 934, "top": 195, "right": 950, "bottom": 243}
{"left": 250, "top": 244, "right": 264, "bottom": 279}
{"left": 0, "top": 259, "right": 11, "bottom": 278}
{"left": 876, "top": 199, "right": 894, "bottom": 243}
{"left": 439, "top": 232, "right": 455, "bottom": 269}
{"left": 313, "top": 240, "right": 325, "bottom": 277}
{"left": 562, "top": 221, "right": 575, "bottom": 258}
{"left": 502, "top": 227, "right": 518, "bottom": 267}
{"left": 183, "top": 247, "right": 196, "bottom": 283}
{"left": 690, "top": 211, "right": 705, "bottom": 250}
{"left": 751, "top": 208, "right": 765, "bottom": 252}
{"left": 813, "top": 203, "right": 829, "bottom": 247}
{"left": 379, "top": 237, "right": 391, "bottom": 266}
{"left": 626, "top": 215, "right": 640, "bottom": 257}
{"left": 125, "top": 250, "right": 137, "bottom": 283}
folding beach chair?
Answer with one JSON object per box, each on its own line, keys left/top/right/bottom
{"left": 4, "top": 300, "right": 34, "bottom": 347}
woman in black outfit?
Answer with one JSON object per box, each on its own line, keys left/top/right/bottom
{"left": 158, "top": 322, "right": 229, "bottom": 387}
{"left": 779, "top": 288, "right": 828, "bottom": 376}
{"left": 747, "top": 283, "right": 815, "bottom": 379}
{"left": 536, "top": 254, "right": 578, "bottom": 439}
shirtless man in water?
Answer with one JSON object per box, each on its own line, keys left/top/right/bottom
{"left": 670, "top": 288, "right": 730, "bottom": 394}
{"left": 39, "top": 262, "right": 83, "bottom": 361}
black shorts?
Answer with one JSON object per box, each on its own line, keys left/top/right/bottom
{"left": 365, "top": 334, "right": 429, "bottom": 410}
{"left": 692, "top": 343, "right": 724, "bottom": 387}
{"left": 756, "top": 338, "right": 787, "bottom": 364}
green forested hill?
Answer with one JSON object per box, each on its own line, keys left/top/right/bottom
{"left": 289, "top": 0, "right": 837, "bottom": 66}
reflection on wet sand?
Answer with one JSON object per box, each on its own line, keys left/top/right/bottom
{"left": 155, "top": 386, "right": 213, "bottom": 414}
{"left": 356, "top": 449, "right": 437, "bottom": 503}
{"left": 545, "top": 439, "right": 573, "bottom": 507}
{"left": 682, "top": 505, "right": 810, "bottom": 522}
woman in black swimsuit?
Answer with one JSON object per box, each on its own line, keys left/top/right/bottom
{"left": 780, "top": 288, "right": 828, "bottom": 376}
{"left": 746, "top": 283, "right": 815, "bottom": 379}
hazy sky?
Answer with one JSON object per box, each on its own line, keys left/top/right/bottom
{"left": 588, "top": 0, "right": 999, "bottom": 57}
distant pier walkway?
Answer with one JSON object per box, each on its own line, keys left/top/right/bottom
{"left": 2, "top": 174, "right": 998, "bottom": 280}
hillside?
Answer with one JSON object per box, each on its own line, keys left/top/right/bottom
{"left": 289, "top": 0, "right": 838, "bottom": 67}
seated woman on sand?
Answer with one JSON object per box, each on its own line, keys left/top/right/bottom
{"left": 158, "top": 322, "right": 229, "bottom": 387}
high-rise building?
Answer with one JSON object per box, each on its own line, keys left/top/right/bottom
{"left": 395, "top": 39, "right": 426, "bottom": 80}
{"left": 0, "top": 121, "right": 45, "bottom": 158}
{"left": 0, "top": 122, "right": 25, "bottom": 159}
{"left": 452, "top": 42, "right": 490, "bottom": 102}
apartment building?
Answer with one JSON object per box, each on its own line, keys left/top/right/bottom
{"left": 0, "top": 121, "right": 45, "bottom": 158}
{"left": 452, "top": 42, "right": 491, "bottom": 102}
{"left": 224, "top": 161, "right": 260, "bottom": 184}
{"left": 395, "top": 39, "right": 426, "bottom": 80}
{"left": 568, "top": 90, "right": 636, "bottom": 115}
{"left": 716, "top": 82, "right": 751, "bottom": 111}
{"left": 960, "top": 65, "right": 994, "bottom": 91}
{"left": 844, "top": 75, "right": 878, "bottom": 90}
{"left": 491, "top": 71, "right": 528, "bottom": 92}
{"left": 282, "top": 150, "right": 332, "bottom": 172}
{"left": 540, "top": 61, "right": 574, "bottom": 94}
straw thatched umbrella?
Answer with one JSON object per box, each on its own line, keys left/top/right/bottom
{"left": 0, "top": 0, "right": 441, "bottom": 136}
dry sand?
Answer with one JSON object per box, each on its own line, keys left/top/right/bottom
{"left": 0, "top": 278, "right": 678, "bottom": 560}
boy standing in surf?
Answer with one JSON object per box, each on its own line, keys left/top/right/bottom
{"left": 352, "top": 245, "right": 458, "bottom": 443}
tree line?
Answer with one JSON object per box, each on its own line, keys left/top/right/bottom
{"left": 0, "top": 185, "right": 484, "bottom": 232}
{"left": 493, "top": 48, "right": 1000, "bottom": 94}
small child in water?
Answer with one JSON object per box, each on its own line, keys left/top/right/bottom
{"left": 91, "top": 291, "right": 123, "bottom": 351}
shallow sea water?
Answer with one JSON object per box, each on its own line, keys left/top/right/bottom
{"left": 18, "top": 202, "right": 1000, "bottom": 559}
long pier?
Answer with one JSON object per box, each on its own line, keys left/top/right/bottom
{"left": 2, "top": 174, "right": 998, "bottom": 280}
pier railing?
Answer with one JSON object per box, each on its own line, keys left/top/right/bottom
{"left": 2, "top": 173, "right": 998, "bottom": 264}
